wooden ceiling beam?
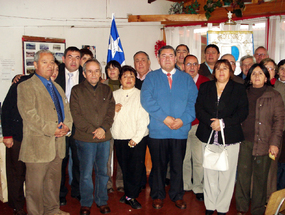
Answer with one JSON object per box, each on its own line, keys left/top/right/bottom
{"left": 128, "top": 14, "right": 207, "bottom": 22}
{"left": 130, "top": 1, "right": 285, "bottom": 26}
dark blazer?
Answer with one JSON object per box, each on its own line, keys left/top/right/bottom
{"left": 198, "top": 62, "right": 212, "bottom": 78}
{"left": 1, "top": 74, "right": 33, "bottom": 142}
{"left": 195, "top": 79, "right": 249, "bottom": 145}
{"left": 55, "top": 63, "right": 84, "bottom": 92}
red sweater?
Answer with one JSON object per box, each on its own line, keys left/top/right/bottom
{"left": 192, "top": 74, "right": 210, "bottom": 126}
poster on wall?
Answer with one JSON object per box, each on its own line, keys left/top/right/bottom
{"left": 82, "top": 45, "right": 96, "bottom": 59}
{"left": 22, "top": 36, "right": 66, "bottom": 75}
{"left": 207, "top": 31, "right": 254, "bottom": 75}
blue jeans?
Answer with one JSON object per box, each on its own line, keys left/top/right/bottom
{"left": 76, "top": 140, "right": 110, "bottom": 207}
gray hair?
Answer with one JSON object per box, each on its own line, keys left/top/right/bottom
{"left": 83, "top": 59, "right": 102, "bottom": 73}
{"left": 240, "top": 55, "right": 256, "bottom": 64}
{"left": 254, "top": 46, "right": 269, "bottom": 55}
{"left": 221, "top": 54, "right": 236, "bottom": 62}
{"left": 133, "top": 51, "right": 150, "bottom": 60}
{"left": 34, "top": 50, "right": 54, "bottom": 63}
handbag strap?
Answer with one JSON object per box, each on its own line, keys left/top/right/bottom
{"left": 219, "top": 119, "right": 225, "bottom": 146}
{"left": 206, "top": 119, "right": 225, "bottom": 146}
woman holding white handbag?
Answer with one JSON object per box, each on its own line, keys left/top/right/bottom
{"left": 195, "top": 59, "right": 249, "bottom": 215}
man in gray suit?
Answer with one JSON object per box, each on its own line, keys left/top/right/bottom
{"left": 17, "top": 50, "right": 73, "bottom": 215}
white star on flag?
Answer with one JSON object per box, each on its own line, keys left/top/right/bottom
{"left": 108, "top": 35, "right": 123, "bottom": 58}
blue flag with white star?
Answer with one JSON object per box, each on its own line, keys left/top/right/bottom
{"left": 107, "top": 14, "right": 125, "bottom": 65}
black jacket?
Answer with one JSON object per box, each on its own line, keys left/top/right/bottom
{"left": 55, "top": 63, "right": 85, "bottom": 92}
{"left": 195, "top": 79, "right": 249, "bottom": 145}
{"left": 1, "top": 74, "right": 33, "bottom": 142}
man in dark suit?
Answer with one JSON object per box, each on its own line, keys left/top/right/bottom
{"left": 237, "top": 55, "right": 255, "bottom": 79}
{"left": 2, "top": 74, "right": 33, "bottom": 215}
{"left": 133, "top": 51, "right": 151, "bottom": 90}
{"left": 17, "top": 50, "right": 72, "bottom": 215}
{"left": 55, "top": 46, "right": 84, "bottom": 205}
{"left": 199, "top": 44, "right": 220, "bottom": 78}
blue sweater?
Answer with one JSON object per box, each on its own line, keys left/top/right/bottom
{"left": 141, "top": 68, "right": 198, "bottom": 139}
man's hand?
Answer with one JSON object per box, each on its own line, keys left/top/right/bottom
{"left": 92, "top": 128, "right": 106, "bottom": 140}
{"left": 269, "top": 145, "right": 279, "bottom": 158}
{"left": 54, "top": 122, "right": 70, "bottom": 137}
{"left": 163, "top": 116, "right": 175, "bottom": 129}
{"left": 171, "top": 118, "right": 183, "bottom": 130}
{"left": 115, "top": 104, "right": 122, "bottom": 113}
{"left": 3, "top": 137, "right": 14, "bottom": 148}
{"left": 12, "top": 74, "right": 24, "bottom": 84}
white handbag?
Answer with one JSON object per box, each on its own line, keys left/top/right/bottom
{"left": 203, "top": 119, "right": 229, "bottom": 171}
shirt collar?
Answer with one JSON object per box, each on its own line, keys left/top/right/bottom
{"left": 193, "top": 73, "right": 199, "bottom": 83}
{"left": 205, "top": 62, "right": 213, "bottom": 74}
{"left": 137, "top": 68, "right": 151, "bottom": 81}
{"left": 35, "top": 73, "right": 50, "bottom": 87}
{"left": 161, "top": 68, "right": 176, "bottom": 77}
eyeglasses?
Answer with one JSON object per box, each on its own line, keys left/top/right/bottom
{"left": 229, "top": 61, "right": 236, "bottom": 66}
{"left": 255, "top": 53, "right": 267, "bottom": 57}
{"left": 266, "top": 67, "right": 275, "bottom": 72}
{"left": 185, "top": 63, "right": 198, "bottom": 67}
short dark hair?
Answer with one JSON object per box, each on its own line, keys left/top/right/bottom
{"left": 158, "top": 45, "right": 176, "bottom": 57}
{"left": 175, "top": 44, "right": 190, "bottom": 53}
{"left": 133, "top": 51, "right": 150, "bottom": 60}
{"left": 119, "top": 65, "right": 137, "bottom": 79}
{"left": 278, "top": 59, "right": 285, "bottom": 70}
{"left": 105, "top": 60, "right": 121, "bottom": 79}
{"left": 64, "top": 46, "right": 80, "bottom": 57}
{"left": 80, "top": 48, "right": 93, "bottom": 59}
{"left": 184, "top": 54, "right": 199, "bottom": 64}
{"left": 245, "top": 63, "right": 272, "bottom": 88}
{"left": 212, "top": 59, "right": 234, "bottom": 81}
{"left": 54, "top": 58, "right": 60, "bottom": 66}
{"left": 83, "top": 59, "right": 102, "bottom": 73}
{"left": 205, "top": 44, "right": 220, "bottom": 54}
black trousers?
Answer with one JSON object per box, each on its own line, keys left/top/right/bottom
{"left": 114, "top": 136, "right": 147, "bottom": 199}
{"left": 60, "top": 135, "right": 80, "bottom": 198}
{"left": 6, "top": 139, "right": 26, "bottom": 210}
{"left": 148, "top": 138, "right": 186, "bottom": 201}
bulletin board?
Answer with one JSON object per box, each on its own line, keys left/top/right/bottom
{"left": 22, "top": 36, "right": 66, "bottom": 75}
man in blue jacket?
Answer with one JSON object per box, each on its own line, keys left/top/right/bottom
{"left": 141, "top": 45, "right": 197, "bottom": 210}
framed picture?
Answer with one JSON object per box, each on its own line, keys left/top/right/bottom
{"left": 22, "top": 36, "right": 66, "bottom": 75}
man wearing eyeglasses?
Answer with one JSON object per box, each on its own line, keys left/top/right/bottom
{"left": 183, "top": 54, "right": 209, "bottom": 202}
{"left": 254, "top": 46, "right": 269, "bottom": 63}
{"left": 221, "top": 54, "right": 244, "bottom": 84}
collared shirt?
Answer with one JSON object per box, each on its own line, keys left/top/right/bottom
{"left": 65, "top": 68, "right": 79, "bottom": 96}
{"left": 35, "top": 73, "right": 65, "bottom": 122}
{"left": 193, "top": 73, "right": 199, "bottom": 83}
{"left": 242, "top": 73, "right": 247, "bottom": 80}
{"left": 161, "top": 68, "right": 176, "bottom": 78}
{"left": 205, "top": 62, "right": 213, "bottom": 74}
{"left": 137, "top": 68, "right": 151, "bottom": 81}
{"left": 278, "top": 78, "right": 285, "bottom": 84}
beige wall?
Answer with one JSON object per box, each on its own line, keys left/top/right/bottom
{"left": 0, "top": 0, "right": 172, "bottom": 102}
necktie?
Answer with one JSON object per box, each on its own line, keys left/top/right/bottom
{"left": 167, "top": 73, "right": 172, "bottom": 89}
{"left": 48, "top": 81, "right": 63, "bottom": 124}
{"left": 66, "top": 73, "right": 74, "bottom": 102}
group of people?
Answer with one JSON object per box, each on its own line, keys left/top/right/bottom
{"left": 1, "top": 43, "right": 285, "bottom": 215}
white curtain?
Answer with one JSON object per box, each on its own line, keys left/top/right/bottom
{"left": 268, "top": 15, "right": 285, "bottom": 63}
{"left": 165, "top": 26, "right": 202, "bottom": 63}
